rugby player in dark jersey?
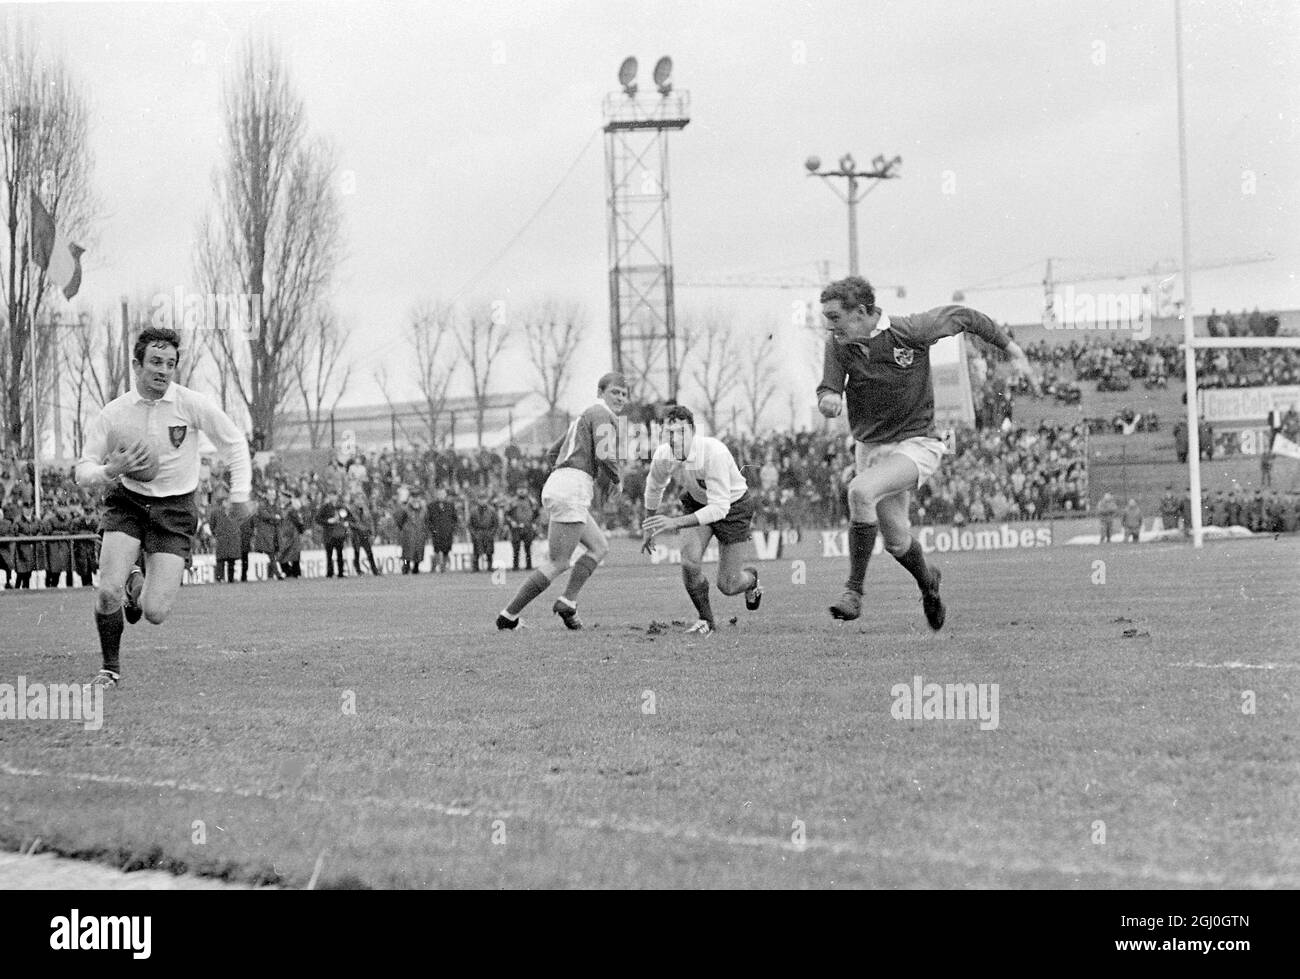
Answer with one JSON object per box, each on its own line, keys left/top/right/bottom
{"left": 816, "top": 277, "right": 1033, "bottom": 628}
{"left": 496, "top": 372, "right": 629, "bottom": 631}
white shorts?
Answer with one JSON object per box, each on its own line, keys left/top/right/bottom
{"left": 541, "top": 467, "right": 593, "bottom": 524}
{"left": 855, "top": 436, "right": 947, "bottom": 489}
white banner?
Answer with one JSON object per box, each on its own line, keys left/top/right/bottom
{"left": 1197, "top": 385, "right": 1300, "bottom": 424}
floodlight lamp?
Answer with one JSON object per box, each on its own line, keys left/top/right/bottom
{"left": 805, "top": 156, "right": 821, "bottom": 173}
{"left": 653, "top": 56, "right": 673, "bottom": 95}
{"left": 952, "top": 290, "right": 965, "bottom": 302}
{"left": 872, "top": 154, "right": 885, "bottom": 170}
{"left": 618, "top": 56, "right": 638, "bottom": 95}
{"left": 839, "top": 153, "right": 855, "bottom": 173}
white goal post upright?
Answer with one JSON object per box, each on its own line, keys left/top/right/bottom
{"left": 1174, "top": 0, "right": 1300, "bottom": 547}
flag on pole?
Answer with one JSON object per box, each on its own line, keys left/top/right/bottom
{"left": 1272, "top": 432, "right": 1300, "bottom": 461}
{"left": 29, "top": 191, "right": 84, "bottom": 300}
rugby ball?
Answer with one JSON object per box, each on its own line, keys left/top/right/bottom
{"left": 119, "top": 438, "right": 161, "bottom": 482}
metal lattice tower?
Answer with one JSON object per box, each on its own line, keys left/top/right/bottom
{"left": 604, "top": 59, "right": 689, "bottom": 403}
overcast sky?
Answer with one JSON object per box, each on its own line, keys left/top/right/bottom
{"left": 12, "top": 0, "right": 1299, "bottom": 423}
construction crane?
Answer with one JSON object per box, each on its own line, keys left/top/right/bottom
{"left": 952, "top": 253, "right": 1274, "bottom": 322}
{"left": 678, "top": 262, "right": 906, "bottom": 297}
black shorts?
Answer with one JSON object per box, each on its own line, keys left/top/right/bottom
{"left": 101, "top": 485, "right": 199, "bottom": 559}
{"left": 682, "top": 490, "right": 755, "bottom": 545}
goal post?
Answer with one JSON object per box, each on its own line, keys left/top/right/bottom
{"left": 1181, "top": 332, "right": 1300, "bottom": 548}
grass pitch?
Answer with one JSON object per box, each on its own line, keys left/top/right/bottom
{"left": 1, "top": 537, "right": 1297, "bottom": 889}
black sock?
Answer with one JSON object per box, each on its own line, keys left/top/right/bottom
{"left": 893, "top": 538, "right": 932, "bottom": 589}
{"left": 683, "top": 567, "right": 715, "bottom": 625}
{"left": 507, "top": 569, "right": 552, "bottom": 615}
{"left": 95, "top": 608, "right": 124, "bottom": 674}
{"left": 847, "top": 522, "right": 878, "bottom": 594}
{"left": 563, "top": 554, "right": 601, "bottom": 601}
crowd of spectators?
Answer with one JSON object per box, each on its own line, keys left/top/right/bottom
{"left": 0, "top": 451, "right": 101, "bottom": 588}
{"left": 3, "top": 380, "right": 1297, "bottom": 587}
{"left": 1018, "top": 332, "right": 1300, "bottom": 391}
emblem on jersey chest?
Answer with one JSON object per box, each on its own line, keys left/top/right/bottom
{"left": 893, "top": 346, "right": 914, "bottom": 367}
{"left": 169, "top": 425, "right": 187, "bottom": 448}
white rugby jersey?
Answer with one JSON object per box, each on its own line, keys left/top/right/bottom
{"left": 644, "top": 435, "right": 748, "bottom": 526}
{"left": 76, "top": 382, "right": 252, "bottom": 501}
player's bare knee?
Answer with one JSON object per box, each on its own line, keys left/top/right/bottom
{"left": 717, "top": 571, "right": 745, "bottom": 595}
{"left": 96, "top": 586, "right": 123, "bottom": 614}
{"left": 884, "top": 537, "right": 911, "bottom": 557}
{"left": 847, "top": 484, "right": 879, "bottom": 520}
{"left": 142, "top": 598, "right": 171, "bottom": 625}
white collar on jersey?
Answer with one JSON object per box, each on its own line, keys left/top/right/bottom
{"left": 870, "top": 312, "right": 893, "bottom": 337}
{"left": 130, "top": 382, "right": 178, "bottom": 405}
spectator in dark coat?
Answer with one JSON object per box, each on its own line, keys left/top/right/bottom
{"left": 394, "top": 491, "right": 429, "bottom": 574}
{"left": 425, "top": 487, "right": 458, "bottom": 573}
{"left": 316, "top": 494, "right": 351, "bottom": 579}
{"left": 277, "top": 495, "right": 305, "bottom": 578}
{"left": 349, "top": 492, "right": 381, "bottom": 575}
{"left": 211, "top": 495, "right": 243, "bottom": 583}
{"left": 505, "top": 487, "right": 538, "bottom": 571}
{"left": 1222, "top": 488, "right": 1242, "bottom": 527}
{"left": 468, "top": 493, "right": 499, "bottom": 572}
{"left": 71, "top": 504, "right": 98, "bottom": 587}
{"left": 238, "top": 508, "right": 254, "bottom": 582}
{"left": 0, "top": 508, "right": 13, "bottom": 588}
{"left": 252, "top": 490, "right": 285, "bottom": 580}
{"left": 470, "top": 491, "right": 499, "bottom": 569}
{"left": 1096, "top": 492, "right": 1118, "bottom": 542}
{"left": 13, "top": 506, "right": 40, "bottom": 588}
{"left": 42, "top": 506, "right": 73, "bottom": 588}
{"left": 1159, "top": 488, "right": 1182, "bottom": 533}
{"left": 1122, "top": 498, "right": 1143, "bottom": 543}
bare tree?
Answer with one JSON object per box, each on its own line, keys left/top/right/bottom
{"left": 291, "top": 307, "right": 353, "bottom": 452}
{"left": 0, "top": 25, "right": 96, "bottom": 452}
{"left": 454, "top": 302, "right": 510, "bottom": 448}
{"left": 523, "top": 297, "right": 585, "bottom": 422}
{"left": 375, "top": 301, "right": 457, "bottom": 449}
{"left": 62, "top": 305, "right": 129, "bottom": 455}
{"left": 739, "top": 323, "right": 779, "bottom": 436}
{"left": 680, "top": 309, "right": 742, "bottom": 435}
{"left": 194, "top": 39, "right": 342, "bottom": 449}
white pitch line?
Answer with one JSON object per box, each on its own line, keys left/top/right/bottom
{"left": 1, "top": 761, "right": 1293, "bottom": 888}
{"left": 1170, "top": 661, "right": 1299, "bottom": 670}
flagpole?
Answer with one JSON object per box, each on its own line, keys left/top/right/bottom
{"left": 30, "top": 310, "right": 41, "bottom": 522}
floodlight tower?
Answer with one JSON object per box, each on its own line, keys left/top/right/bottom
{"left": 604, "top": 56, "right": 690, "bottom": 403}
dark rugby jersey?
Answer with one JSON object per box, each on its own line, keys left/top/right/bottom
{"left": 549, "top": 400, "right": 621, "bottom": 484}
{"left": 817, "top": 305, "right": 1010, "bottom": 444}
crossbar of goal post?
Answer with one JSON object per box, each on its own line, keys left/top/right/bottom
{"left": 1181, "top": 333, "right": 1300, "bottom": 548}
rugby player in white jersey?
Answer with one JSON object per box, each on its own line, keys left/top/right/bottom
{"left": 640, "top": 405, "right": 762, "bottom": 635}
{"left": 76, "top": 327, "right": 253, "bottom": 687}
{"left": 496, "top": 371, "right": 629, "bottom": 631}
